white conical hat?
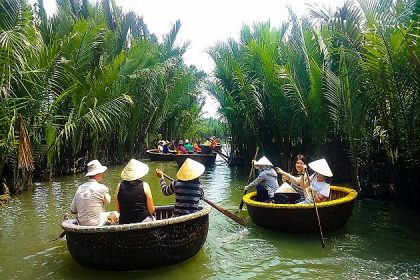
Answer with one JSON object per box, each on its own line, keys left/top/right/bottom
{"left": 254, "top": 156, "right": 273, "bottom": 167}
{"left": 85, "top": 160, "right": 107, "bottom": 177}
{"left": 177, "top": 158, "right": 205, "bottom": 181}
{"left": 308, "top": 158, "right": 333, "bottom": 177}
{"left": 121, "top": 159, "right": 149, "bottom": 181}
{"left": 275, "top": 182, "right": 298, "bottom": 194}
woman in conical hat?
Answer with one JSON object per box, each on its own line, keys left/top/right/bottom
{"left": 115, "top": 159, "right": 156, "bottom": 224}
{"left": 155, "top": 158, "right": 205, "bottom": 217}
{"left": 299, "top": 158, "right": 333, "bottom": 203}
{"left": 244, "top": 156, "right": 279, "bottom": 202}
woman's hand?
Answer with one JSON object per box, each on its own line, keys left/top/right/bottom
{"left": 155, "top": 168, "right": 164, "bottom": 179}
{"left": 275, "top": 167, "right": 285, "bottom": 174}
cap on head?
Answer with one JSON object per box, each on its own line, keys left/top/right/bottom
{"left": 121, "top": 159, "right": 149, "bottom": 181}
{"left": 308, "top": 158, "right": 333, "bottom": 177}
{"left": 177, "top": 158, "right": 205, "bottom": 181}
{"left": 85, "top": 160, "right": 107, "bottom": 177}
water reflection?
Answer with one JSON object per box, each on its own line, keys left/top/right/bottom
{"left": 0, "top": 155, "right": 419, "bottom": 279}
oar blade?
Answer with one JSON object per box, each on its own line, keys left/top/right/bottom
{"left": 202, "top": 198, "right": 247, "bottom": 227}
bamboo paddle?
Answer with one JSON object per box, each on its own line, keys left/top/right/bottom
{"left": 162, "top": 173, "right": 247, "bottom": 227}
{"left": 305, "top": 169, "right": 326, "bottom": 248}
{"left": 213, "top": 149, "right": 230, "bottom": 164}
{"left": 239, "top": 147, "right": 259, "bottom": 210}
{"left": 46, "top": 230, "right": 66, "bottom": 243}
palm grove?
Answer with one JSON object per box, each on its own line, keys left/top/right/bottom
{"left": 0, "top": 0, "right": 206, "bottom": 192}
{"left": 207, "top": 0, "right": 419, "bottom": 206}
{"left": 1, "top": 0, "right": 419, "bottom": 207}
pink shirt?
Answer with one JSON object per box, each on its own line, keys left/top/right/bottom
{"left": 177, "top": 145, "right": 187, "bottom": 154}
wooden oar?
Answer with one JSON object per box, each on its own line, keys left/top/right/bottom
{"left": 213, "top": 149, "right": 230, "bottom": 164}
{"left": 46, "top": 230, "right": 66, "bottom": 243}
{"left": 305, "top": 169, "right": 326, "bottom": 248}
{"left": 239, "top": 146, "right": 259, "bottom": 210}
{"left": 162, "top": 173, "right": 247, "bottom": 227}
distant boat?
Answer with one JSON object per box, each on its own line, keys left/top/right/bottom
{"left": 199, "top": 144, "right": 221, "bottom": 154}
{"left": 62, "top": 206, "right": 211, "bottom": 270}
{"left": 243, "top": 186, "right": 358, "bottom": 233}
{"left": 174, "top": 152, "right": 217, "bottom": 166}
{"left": 146, "top": 149, "right": 175, "bottom": 161}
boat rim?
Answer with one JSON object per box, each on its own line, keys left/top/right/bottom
{"left": 174, "top": 153, "right": 216, "bottom": 157}
{"left": 243, "top": 186, "right": 358, "bottom": 209}
{"left": 146, "top": 149, "right": 175, "bottom": 155}
{"left": 62, "top": 206, "right": 211, "bottom": 233}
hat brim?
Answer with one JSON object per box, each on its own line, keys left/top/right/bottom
{"left": 121, "top": 169, "right": 149, "bottom": 181}
{"left": 308, "top": 159, "right": 333, "bottom": 177}
{"left": 85, "top": 166, "right": 107, "bottom": 177}
{"left": 121, "top": 162, "right": 149, "bottom": 181}
{"left": 177, "top": 159, "right": 205, "bottom": 181}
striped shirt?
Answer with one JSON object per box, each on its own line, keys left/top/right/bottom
{"left": 160, "top": 178, "right": 204, "bottom": 216}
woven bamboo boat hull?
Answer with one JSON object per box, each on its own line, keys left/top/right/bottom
{"left": 174, "top": 153, "right": 216, "bottom": 166}
{"left": 243, "top": 186, "right": 358, "bottom": 233}
{"left": 62, "top": 206, "right": 210, "bottom": 270}
{"left": 146, "top": 149, "right": 175, "bottom": 161}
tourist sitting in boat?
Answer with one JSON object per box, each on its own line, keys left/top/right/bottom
{"left": 162, "top": 141, "right": 170, "bottom": 154}
{"left": 184, "top": 139, "right": 194, "bottom": 153}
{"left": 244, "top": 156, "right": 279, "bottom": 202}
{"left": 203, "top": 138, "right": 212, "bottom": 146}
{"left": 155, "top": 158, "right": 204, "bottom": 216}
{"left": 115, "top": 159, "right": 156, "bottom": 224}
{"left": 211, "top": 136, "right": 220, "bottom": 146}
{"left": 70, "top": 160, "right": 119, "bottom": 226}
{"left": 157, "top": 140, "right": 165, "bottom": 153}
{"left": 193, "top": 140, "right": 201, "bottom": 153}
{"left": 275, "top": 154, "right": 308, "bottom": 203}
{"left": 299, "top": 158, "right": 333, "bottom": 203}
{"left": 176, "top": 140, "right": 187, "bottom": 154}
{"left": 168, "top": 140, "right": 175, "bottom": 151}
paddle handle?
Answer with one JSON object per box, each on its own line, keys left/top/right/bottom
{"left": 239, "top": 147, "right": 259, "bottom": 210}
{"left": 305, "top": 169, "right": 325, "bottom": 248}
{"left": 161, "top": 173, "right": 247, "bottom": 227}
{"left": 238, "top": 190, "right": 248, "bottom": 210}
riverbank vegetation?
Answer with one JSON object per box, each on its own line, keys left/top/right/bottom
{"left": 208, "top": 0, "right": 419, "bottom": 206}
{"left": 0, "top": 0, "right": 206, "bottom": 192}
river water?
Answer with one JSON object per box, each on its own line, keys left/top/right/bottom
{"left": 1, "top": 156, "right": 419, "bottom": 279}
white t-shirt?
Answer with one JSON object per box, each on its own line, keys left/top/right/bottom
{"left": 301, "top": 174, "right": 330, "bottom": 203}
{"left": 71, "top": 179, "right": 111, "bottom": 226}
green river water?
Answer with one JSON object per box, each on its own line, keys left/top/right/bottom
{"left": 1, "top": 156, "right": 419, "bottom": 279}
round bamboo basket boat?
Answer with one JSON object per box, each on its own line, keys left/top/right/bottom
{"left": 174, "top": 152, "right": 216, "bottom": 166}
{"left": 62, "top": 206, "right": 211, "bottom": 270}
{"left": 146, "top": 149, "right": 175, "bottom": 161}
{"left": 243, "top": 186, "right": 358, "bottom": 233}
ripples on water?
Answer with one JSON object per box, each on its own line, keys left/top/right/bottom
{"left": 0, "top": 156, "right": 420, "bottom": 279}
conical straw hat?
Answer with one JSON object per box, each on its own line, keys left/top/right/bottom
{"left": 254, "top": 156, "right": 273, "bottom": 167}
{"left": 121, "top": 159, "right": 149, "bottom": 181}
{"left": 177, "top": 158, "right": 205, "bottom": 181}
{"left": 308, "top": 158, "right": 333, "bottom": 177}
{"left": 275, "top": 182, "right": 298, "bottom": 193}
